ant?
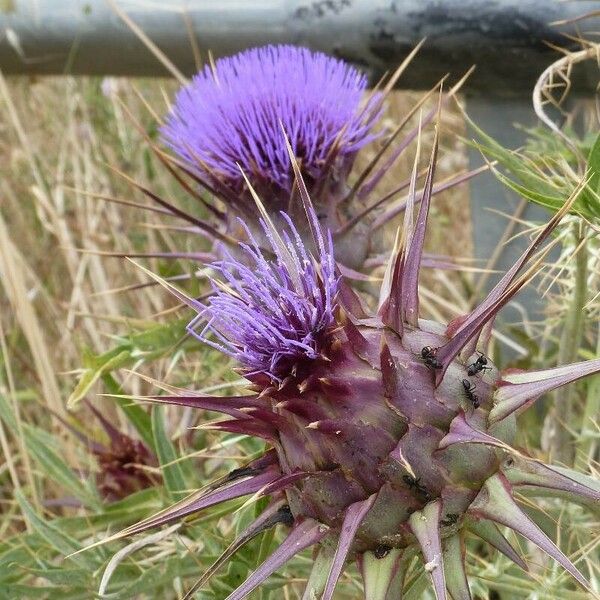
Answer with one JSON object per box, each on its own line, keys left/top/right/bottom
{"left": 225, "top": 465, "right": 256, "bottom": 482}
{"left": 374, "top": 544, "right": 392, "bottom": 559}
{"left": 277, "top": 505, "right": 295, "bottom": 527}
{"left": 462, "top": 379, "right": 480, "bottom": 409}
{"left": 466, "top": 352, "right": 491, "bottom": 376}
{"left": 421, "top": 346, "right": 442, "bottom": 370}
{"left": 440, "top": 513, "right": 458, "bottom": 527}
{"left": 402, "top": 474, "right": 432, "bottom": 501}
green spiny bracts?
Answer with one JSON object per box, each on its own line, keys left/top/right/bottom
{"left": 102, "top": 131, "right": 600, "bottom": 600}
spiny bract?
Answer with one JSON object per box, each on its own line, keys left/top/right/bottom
{"left": 112, "top": 137, "right": 600, "bottom": 600}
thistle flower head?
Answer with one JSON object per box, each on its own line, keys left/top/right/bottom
{"left": 61, "top": 403, "right": 160, "bottom": 502}
{"left": 133, "top": 44, "right": 468, "bottom": 275}
{"left": 95, "top": 433, "right": 158, "bottom": 502}
{"left": 161, "top": 45, "right": 381, "bottom": 208}
{"left": 194, "top": 208, "right": 338, "bottom": 380}
{"left": 112, "top": 137, "right": 600, "bottom": 600}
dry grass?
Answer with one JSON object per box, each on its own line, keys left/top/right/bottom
{"left": 0, "top": 76, "right": 195, "bottom": 511}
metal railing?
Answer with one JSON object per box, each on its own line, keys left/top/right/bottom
{"left": 0, "top": 1, "right": 598, "bottom": 94}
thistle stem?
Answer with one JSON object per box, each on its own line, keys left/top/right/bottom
{"left": 579, "top": 324, "right": 600, "bottom": 467}
{"left": 544, "top": 225, "right": 588, "bottom": 465}
{"left": 253, "top": 523, "right": 277, "bottom": 600}
{"left": 301, "top": 543, "right": 336, "bottom": 600}
{"left": 362, "top": 548, "right": 405, "bottom": 600}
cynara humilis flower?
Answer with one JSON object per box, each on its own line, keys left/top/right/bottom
{"left": 105, "top": 141, "right": 600, "bottom": 600}
{"left": 88, "top": 406, "right": 159, "bottom": 502}
{"left": 192, "top": 209, "right": 337, "bottom": 381}
{"left": 161, "top": 45, "right": 380, "bottom": 209}
{"left": 138, "top": 43, "right": 476, "bottom": 272}
{"left": 56, "top": 403, "right": 160, "bottom": 502}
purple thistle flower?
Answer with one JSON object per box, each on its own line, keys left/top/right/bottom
{"left": 161, "top": 45, "right": 381, "bottom": 208}
{"left": 190, "top": 207, "right": 338, "bottom": 380}
{"left": 120, "top": 44, "right": 477, "bottom": 275}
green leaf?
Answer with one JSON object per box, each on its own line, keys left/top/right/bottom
{"left": 112, "top": 554, "right": 212, "bottom": 597}
{"left": 466, "top": 116, "right": 564, "bottom": 198}
{"left": 587, "top": 132, "right": 600, "bottom": 195}
{"left": 56, "top": 487, "right": 162, "bottom": 532}
{"left": 151, "top": 405, "right": 187, "bottom": 500}
{"left": 582, "top": 132, "right": 600, "bottom": 218}
{"left": 0, "top": 391, "right": 17, "bottom": 431}
{"left": 14, "top": 491, "right": 100, "bottom": 569}
{"left": 22, "top": 567, "right": 89, "bottom": 588}
{"left": 467, "top": 113, "right": 597, "bottom": 219}
{"left": 67, "top": 349, "right": 130, "bottom": 409}
{"left": 68, "top": 319, "right": 194, "bottom": 409}
{"left": 492, "top": 171, "right": 569, "bottom": 214}
{"left": 0, "top": 583, "right": 88, "bottom": 600}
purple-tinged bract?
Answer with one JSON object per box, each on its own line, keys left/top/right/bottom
{"left": 161, "top": 45, "right": 381, "bottom": 209}
{"left": 191, "top": 212, "right": 338, "bottom": 380}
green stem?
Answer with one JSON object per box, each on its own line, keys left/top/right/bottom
{"left": 250, "top": 496, "right": 277, "bottom": 600}
{"left": 545, "top": 225, "right": 588, "bottom": 465}
{"left": 579, "top": 324, "right": 600, "bottom": 467}
{"left": 253, "top": 527, "right": 277, "bottom": 600}
{"left": 301, "top": 543, "right": 336, "bottom": 600}
{"left": 362, "top": 548, "right": 404, "bottom": 600}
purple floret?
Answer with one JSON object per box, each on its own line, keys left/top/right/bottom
{"left": 190, "top": 207, "right": 338, "bottom": 380}
{"left": 161, "top": 45, "right": 380, "bottom": 201}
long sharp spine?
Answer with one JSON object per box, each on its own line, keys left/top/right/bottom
{"left": 468, "top": 473, "right": 592, "bottom": 592}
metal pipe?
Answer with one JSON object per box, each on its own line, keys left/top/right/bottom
{"left": 1, "top": 1, "right": 599, "bottom": 94}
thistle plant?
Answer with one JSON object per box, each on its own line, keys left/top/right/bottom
{"left": 161, "top": 45, "right": 380, "bottom": 214}
{"left": 99, "top": 136, "right": 600, "bottom": 600}
{"left": 119, "top": 44, "right": 475, "bottom": 273}
{"left": 51, "top": 397, "right": 160, "bottom": 502}
{"left": 81, "top": 404, "right": 160, "bottom": 502}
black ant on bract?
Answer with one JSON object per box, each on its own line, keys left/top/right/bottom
{"left": 374, "top": 544, "right": 392, "bottom": 559}
{"left": 402, "top": 474, "right": 431, "bottom": 501}
{"left": 421, "top": 346, "right": 442, "bottom": 370}
{"left": 462, "top": 379, "right": 480, "bottom": 409}
{"left": 466, "top": 352, "right": 491, "bottom": 376}
{"left": 440, "top": 513, "right": 458, "bottom": 527}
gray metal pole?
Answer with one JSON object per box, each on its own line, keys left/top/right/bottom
{"left": 0, "top": 1, "right": 598, "bottom": 95}
{"left": 465, "top": 96, "right": 551, "bottom": 334}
